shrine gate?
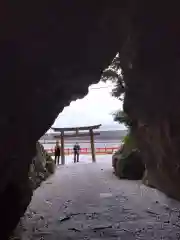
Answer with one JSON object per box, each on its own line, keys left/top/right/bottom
{"left": 51, "top": 124, "right": 101, "bottom": 164}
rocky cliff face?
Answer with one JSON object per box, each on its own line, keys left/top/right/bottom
{"left": 121, "top": 3, "right": 180, "bottom": 201}
{"left": 0, "top": 2, "right": 129, "bottom": 238}
{"left": 9, "top": 142, "right": 55, "bottom": 239}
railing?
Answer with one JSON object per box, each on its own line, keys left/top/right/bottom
{"left": 46, "top": 147, "right": 119, "bottom": 156}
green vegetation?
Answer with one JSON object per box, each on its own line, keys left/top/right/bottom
{"left": 113, "top": 105, "right": 145, "bottom": 179}
{"left": 102, "top": 54, "right": 145, "bottom": 180}
{"left": 113, "top": 127, "right": 144, "bottom": 180}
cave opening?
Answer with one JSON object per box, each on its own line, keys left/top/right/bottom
{"left": 11, "top": 78, "right": 128, "bottom": 239}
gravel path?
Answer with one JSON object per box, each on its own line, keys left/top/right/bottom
{"left": 15, "top": 156, "right": 180, "bottom": 239}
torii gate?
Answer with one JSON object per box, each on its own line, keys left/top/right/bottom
{"left": 51, "top": 124, "right": 101, "bottom": 164}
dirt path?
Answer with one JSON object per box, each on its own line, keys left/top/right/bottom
{"left": 15, "top": 156, "right": 180, "bottom": 239}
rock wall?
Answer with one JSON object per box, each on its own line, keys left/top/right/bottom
{"left": 0, "top": 2, "right": 130, "bottom": 238}
{"left": 120, "top": 3, "right": 180, "bottom": 200}
{"left": 9, "top": 143, "right": 55, "bottom": 239}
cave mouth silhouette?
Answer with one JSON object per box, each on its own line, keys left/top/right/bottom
{"left": 2, "top": 2, "right": 180, "bottom": 238}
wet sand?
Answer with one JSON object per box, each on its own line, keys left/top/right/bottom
{"left": 14, "top": 156, "right": 180, "bottom": 239}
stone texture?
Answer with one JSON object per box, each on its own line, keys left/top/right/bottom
{"left": 115, "top": 150, "right": 145, "bottom": 180}
{"left": 0, "top": 2, "right": 128, "bottom": 237}
{"left": 29, "top": 142, "right": 55, "bottom": 190}
{"left": 7, "top": 143, "right": 55, "bottom": 239}
{"left": 119, "top": 3, "right": 180, "bottom": 202}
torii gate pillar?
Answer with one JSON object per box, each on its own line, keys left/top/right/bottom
{"left": 90, "top": 128, "right": 96, "bottom": 162}
{"left": 60, "top": 131, "right": 65, "bottom": 165}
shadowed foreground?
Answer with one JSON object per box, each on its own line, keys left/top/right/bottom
{"left": 15, "top": 156, "right": 180, "bottom": 239}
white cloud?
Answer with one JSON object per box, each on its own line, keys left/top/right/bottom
{"left": 52, "top": 80, "right": 125, "bottom": 130}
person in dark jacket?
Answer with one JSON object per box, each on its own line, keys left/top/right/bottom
{"left": 73, "top": 142, "right": 80, "bottom": 163}
{"left": 54, "top": 141, "right": 61, "bottom": 165}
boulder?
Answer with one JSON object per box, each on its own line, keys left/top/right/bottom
{"left": 115, "top": 150, "right": 145, "bottom": 180}
{"left": 29, "top": 142, "right": 55, "bottom": 190}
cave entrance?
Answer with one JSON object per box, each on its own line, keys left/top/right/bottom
{"left": 51, "top": 124, "right": 101, "bottom": 164}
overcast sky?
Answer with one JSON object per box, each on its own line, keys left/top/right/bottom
{"left": 51, "top": 80, "right": 125, "bottom": 131}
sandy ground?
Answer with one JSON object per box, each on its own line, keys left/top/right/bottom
{"left": 14, "top": 155, "right": 180, "bottom": 239}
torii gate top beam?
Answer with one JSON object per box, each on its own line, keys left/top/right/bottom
{"left": 51, "top": 124, "right": 101, "bottom": 132}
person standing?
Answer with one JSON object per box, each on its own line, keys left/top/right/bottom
{"left": 54, "top": 141, "right": 61, "bottom": 165}
{"left": 73, "top": 142, "right": 80, "bottom": 163}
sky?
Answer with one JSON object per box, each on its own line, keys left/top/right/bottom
{"left": 51, "top": 80, "right": 126, "bottom": 131}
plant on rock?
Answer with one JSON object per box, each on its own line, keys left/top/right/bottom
{"left": 114, "top": 130, "right": 145, "bottom": 180}
{"left": 102, "top": 56, "right": 145, "bottom": 180}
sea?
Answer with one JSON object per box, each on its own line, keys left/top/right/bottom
{"left": 40, "top": 139, "right": 121, "bottom": 151}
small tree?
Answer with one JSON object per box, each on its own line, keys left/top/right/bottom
{"left": 101, "top": 53, "right": 125, "bottom": 101}
{"left": 113, "top": 110, "right": 132, "bottom": 128}
{"left": 101, "top": 53, "right": 133, "bottom": 133}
